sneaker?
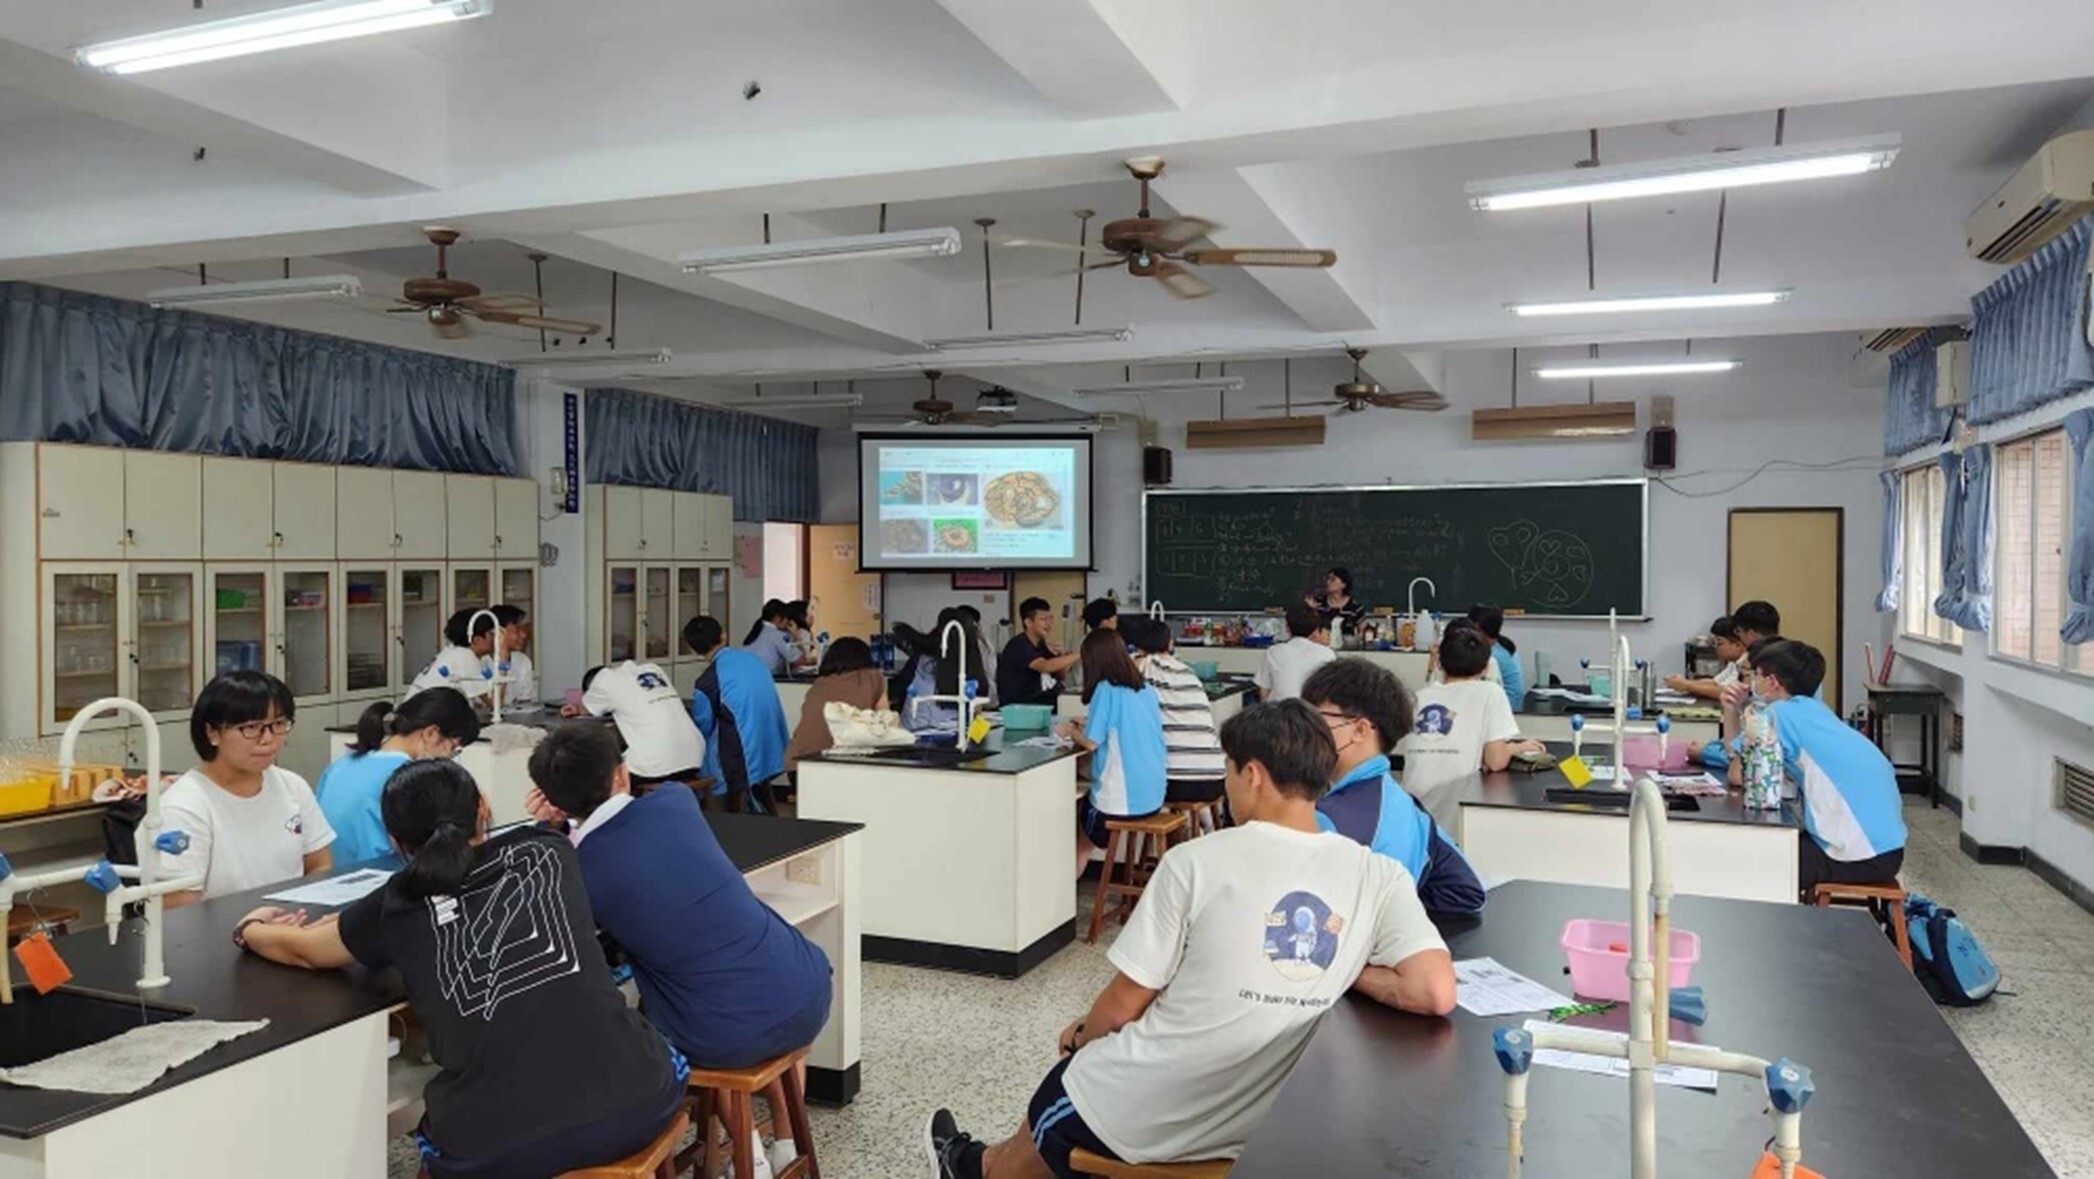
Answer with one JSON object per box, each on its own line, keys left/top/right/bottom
{"left": 925, "top": 1108, "right": 976, "bottom": 1179}
{"left": 749, "top": 1131, "right": 774, "bottom": 1179}
{"left": 766, "top": 1136, "right": 799, "bottom": 1173}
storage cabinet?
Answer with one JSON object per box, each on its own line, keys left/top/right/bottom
{"left": 336, "top": 468, "right": 397, "bottom": 558}
{"left": 392, "top": 471, "right": 448, "bottom": 560}
{"left": 41, "top": 563, "right": 204, "bottom": 731}
{"left": 494, "top": 478, "right": 538, "bottom": 559}
{"left": 642, "top": 489, "right": 676, "bottom": 558}
{"left": 341, "top": 566, "right": 393, "bottom": 699}
{"left": 203, "top": 458, "right": 276, "bottom": 560}
{"left": 123, "top": 452, "right": 203, "bottom": 560}
{"left": 37, "top": 447, "right": 128, "bottom": 560}
{"left": 272, "top": 463, "right": 337, "bottom": 560}
{"left": 449, "top": 565, "right": 496, "bottom": 619}
{"left": 399, "top": 566, "right": 446, "bottom": 684}
{"left": 445, "top": 475, "right": 497, "bottom": 560}
{"left": 585, "top": 483, "right": 733, "bottom": 674}
{"left": 604, "top": 486, "right": 645, "bottom": 560}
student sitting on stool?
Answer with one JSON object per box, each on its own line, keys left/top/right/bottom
{"left": 1058, "top": 628, "right": 1168, "bottom": 879}
{"left": 1121, "top": 617, "right": 1226, "bottom": 808}
{"left": 525, "top": 723, "right": 831, "bottom": 1177}
{"left": 1300, "top": 658, "right": 1485, "bottom": 917}
{"left": 1721, "top": 638, "right": 1906, "bottom": 895}
{"left": 685, "top": 615, "right": 791, "bottom": 812}
{"left": 928, "top": 700, "right": 1456, "bottom": 1178}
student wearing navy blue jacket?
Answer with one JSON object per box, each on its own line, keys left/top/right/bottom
{"left": 1300, "top": 659, "right": 1485, "bottom": 916}
{"left": 526, "top": 722, "right": 832, "bottom": 1168}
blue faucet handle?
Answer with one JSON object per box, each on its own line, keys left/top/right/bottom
{"left": 1569, "top": 714, "right": 1585, "bottom": 732}
{"left": 1666, "top": 985, "right": 1706, "bottom": 1025}
{"left": 1493, "top": 1026, "right": 1534, "bottom": 1075}
{"left": 1656, "top": 715, "right": 1672, "bottom": 734}
{"left": 83, "top": 861, "right": 123, "bottom": 895}
{"left": 1579, "top": 657, "right": 1591, "bottom": 669}
{"left": 1766, "top": 1058, "right": 1814, "bottom": 1113}
{"left": 964, "top": 678, "right": 979, "bottom": 699}
{"left": 0, "top": 850, "right": 12, "bottom": 883}
{"left": 481, "top": 665, "right": 495, "bottom": 680}
{"left": 154, "top": 830, "right": 192, "bottom": 856}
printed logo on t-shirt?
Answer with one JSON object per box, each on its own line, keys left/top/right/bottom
{"left": 636, "top": 671, "right": 669, "bottom": 690}
{"left": 1262, "top": 890, "right": 1344, "bottom": 982}
{"left": 284, "top": 814, "right": 304, "bottom": 836}
{"left": 1415, "top": 703, "right": 1456, "bottom": 736}
{"left": 430, "top": 838, "right": 582, "bottom": 1020}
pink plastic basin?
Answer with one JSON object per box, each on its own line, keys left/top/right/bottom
{"left": 1560, "top": 918, "right": 1700, "bottom": 1002}
{"left": 1621, "top": 733, "right": 1689, "bottom": 771}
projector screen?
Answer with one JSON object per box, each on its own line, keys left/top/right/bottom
{"left": 858, "top": 434, "right": 1094, "bottom": 570}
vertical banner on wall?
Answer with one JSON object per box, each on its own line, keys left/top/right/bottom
{"left": 562, "top": 391, "right": 581, "bottom": 514}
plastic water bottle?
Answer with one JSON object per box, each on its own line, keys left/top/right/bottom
{"left": 1742, "top": 705, "right": 1783, "bottom": 811}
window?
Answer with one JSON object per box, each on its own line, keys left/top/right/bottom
{"left": 1899, "top": 463, "right": 1964, "bottom": 646}
{"left": 1993, "top": 429, "right": 2070, "bottom": 668}
{"left": 762, "top": 522, "right": 806, "bottom": 604}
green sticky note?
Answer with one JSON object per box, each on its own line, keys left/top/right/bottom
{"left": 1559, "top": 755, "right": 1594, "bottom": 788}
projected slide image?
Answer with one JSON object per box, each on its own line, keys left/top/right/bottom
{"left": 982, "top": 470, "right": 1062, "bottom": 530}
{"left": 929, "top": 473, "right": 978, "bottom": 507}
{"left": 882, "top": 518, "right": 930, "bottom": 553}
{"left": 880, "top": 470, "right": 924, "bottom": 505}
{"left": 934, "top": 519, "right": 979, "bottom": 554}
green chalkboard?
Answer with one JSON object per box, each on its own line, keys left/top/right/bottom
{"left": 1143, "top": 480, "right": 1646, "bottom": 617}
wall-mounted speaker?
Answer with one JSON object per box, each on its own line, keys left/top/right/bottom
{"left": 1143, "top": 445, "right": 1173, "bottom": 486}
{"left": 1644, "top": 394, "right": 1677, "bottom": 470}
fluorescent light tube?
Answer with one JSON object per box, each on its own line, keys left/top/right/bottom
{"left": 1510, "top": 290, "right": 1791, "bottom": 317}
{"left": 503, "top": 349, "right": 672, "bottom": 369}
{"left": 720, "top": 393, "right": 865, "bottom": 409}
{"left": 77, "top": 0, "right": 491, "bottom": 75}
{"left": 1076, "top": 377, "right": 1245, "bottom": 396}
{"left": 924, "top": 327, "right": 1132, "bottom": 350}
{"left": 146, "top": 274, "right": 363, "bottom": 307}
{"left": 1535, "top": 361, "right": 1740, "bottom": 379}
{"left": 680, "top": 228, "right": 962, "bottom": 275}
{"left": 1469, "top": 136, "right": 1900, "bottom": 211}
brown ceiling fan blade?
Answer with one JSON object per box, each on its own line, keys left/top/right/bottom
{"left": 1150, "top": 216, "right": 1218, "bottom": 250}
{"left": 1152, "top": 261, "right": 1214, "bottom": 299}
{"left": 1370, "top": 390, "right": 1449, "bottom": 411}
{"left": 1000, "top": 237, "right": 1105, "bottom": 255}
{"left": 1259, "top": 400, "right": 1344, "bottom": 410}
{"left": 458, "top": 292, "right": 544, "bottom": 313}
{"left": 1179, "top": 247, "right": 1337, "bottom": 268}
{"left": 474, "top": 309, "right": 603, "bottom": 335}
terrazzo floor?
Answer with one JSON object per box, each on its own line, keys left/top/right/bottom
{"left": 386, "top": 797, "right": 2094, "bottom": 1178}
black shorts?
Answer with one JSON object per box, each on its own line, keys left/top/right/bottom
{"left": 1076, "top": 798, "right": 1160, "bottom": 848}
{"left": 630, "top": 766, "right": 703, "bottom": 788}
{"left": 1026, "top": 1057, "right": 1119, "bottom": 1178}
{"left": 1797, "top": 834, "right": 1905, "bottom": 897}
{"left": 1164, "top": 778, "right": 1225, "bottom": 804}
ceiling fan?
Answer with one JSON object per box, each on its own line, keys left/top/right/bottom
{"left": 387, "top": 227, "right": 604, "bottom": 341}
{"left": 858, "top": 373, "right": 1095, "bottom": 429}
{"left": 1265, "top": 348, "right": 1448, "bottom": 414}
{"left": 1001, "top": 157, "right": 1337, "bottom": 300}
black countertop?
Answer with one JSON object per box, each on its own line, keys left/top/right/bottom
{"left": 1232, "top": 881, "right": 2053, "bottom": 1177}
{"left": 800, "top": 725, "right": 1082, "bottom": 776}
{"left": 324, "top": 705, "right": 611, "bottom": 744}
{"left": 0, "top": 812, "right": 860, "bottom": 1139}
{"left": 1417, "top": 742, "right": 1798, "bottom": 832}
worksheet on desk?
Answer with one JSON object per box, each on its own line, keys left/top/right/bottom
{"left": 264, "top": 868, "right": 393, "bottom": 907}
{"left": 1453, "top": 957, "right": 1575, "bottom": 1016}
{"left": 1520, "top": 1020, "right": 1720, "bottom": 1091}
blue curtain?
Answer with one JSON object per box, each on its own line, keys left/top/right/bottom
{"left": 0, "top": 282, "right": 520, "bottom": 474}
{"left": 1876, "top": 469, "right": 1902, "bottom": 612}
{"left": 1882, "top": 328, "right": 1960, "bottom": 456}
{"left": 1933, "top": 444, "right": 1993, "bottom": 632}
{"left": 585, "top": 387, "right": 818, "bottom": 522}
{"left": 2065, "top": 408, "right": 2094, "bottom": 644}
{"left": 1967, "top": 215, "right": 2094, "bottom": 425}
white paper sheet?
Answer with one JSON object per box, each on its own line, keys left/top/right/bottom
{"left": 1454, "top": 957, "right": 1576, "bottom": 1017}
{"left": 1520, "top": 1020, "right": 1720, "bottom": 1091}
{"left": 264, "top": 867, "right": 393, "bottom": 907}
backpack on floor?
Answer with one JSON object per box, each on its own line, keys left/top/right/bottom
{"left": 1904, "top": 893, "right": 2000, "bottom": 1006}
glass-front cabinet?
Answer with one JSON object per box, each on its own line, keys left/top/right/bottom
{"left": 499, "top": 565, "right": 537, "bottom": 623}
{"left": 607, "top": 565, "right": 638, "bottom": 663}
{"left": 674, "top": 569, "right": 703, "bottom": 657}
{"left": 643, "top": 566, "right": 672, "bottom": 662}
{"left": 207, "top": 566, "right": 270, "bottom": 681}
{"left": 341, "top": 567, "right": 392, "bottom": 699}
{"left": 450, "top": 565, "right": 494, "bottom": 619}
{"left": 277, "top": 566, "right": 334, "bottom": 704}
{"left": 131, "top": 566, "right": 200, "bottom": 717}
{"left": 44, "top": 566, "right": 124, "bottom": 730}
{"left": 399, "top": 567, "right": 444, "bottom": 685}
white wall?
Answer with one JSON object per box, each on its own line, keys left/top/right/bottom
{"left": 521, "top": 377, "right": 588, "bottom": 696}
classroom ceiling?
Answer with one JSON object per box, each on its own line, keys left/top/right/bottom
{"left": 4, "top": 0, "right": 2093, "bottom": 418}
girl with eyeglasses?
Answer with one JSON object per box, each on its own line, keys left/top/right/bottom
{"left": 315, "top": 687, "right": 483, "bottom": 867}
{"left": 147, "top": 669, "right": 335, "bottom": 909}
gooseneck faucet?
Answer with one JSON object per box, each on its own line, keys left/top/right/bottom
{"left": 465, "top": 608, "right": 508, "bottom": 723}
{"left": 0, "top": 697, "right": 203, "bottom": 1001}
{"left": 1492, "top": 774, "right": 1815, "bottom": 1179}
{"left": 906, "top": 619, "right": 980, "bottom": 752}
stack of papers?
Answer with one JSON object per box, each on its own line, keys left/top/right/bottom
{"left": 264, "top": 867, "right": 393, "bottom": 907}
{"left": 1521, "top": 1019, "right": 1721, "bottom": 1091}
{"left": 1655, "top": 771, "right": 1730, "bottom": 796}
{"left": 1453, "top": 957, "right": 1575, "bottom": 1017}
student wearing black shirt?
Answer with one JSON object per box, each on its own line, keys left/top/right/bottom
{"left": 232, "top": 759, "right": 686, "bottom": 1179}
{"left": 998, "top": 597, "right": 1080, "bottom": 708}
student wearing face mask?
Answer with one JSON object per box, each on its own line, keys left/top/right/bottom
{"left": 1300, "top": 659, "right": 1485, "bottom": 916}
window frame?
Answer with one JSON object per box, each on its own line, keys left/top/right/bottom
{"left": 1989, "top": 425, "right": 2078, "bottom": 676}
{"left": 1898, "top": 461, "right": 1963, "bottom": 649}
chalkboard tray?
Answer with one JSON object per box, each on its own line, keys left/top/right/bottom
{"left": 1142, "top": 479, "right": 1646, "bottom": 617}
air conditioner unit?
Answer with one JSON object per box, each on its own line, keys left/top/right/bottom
{"left": 1933, "top": 339, "right": 1971, "bottom": 409}
{"left": 1860, "top": 326, "right": 1931, "bottom": 353}
{"left": 1965, "top": 129, "right": 2094, "bottom": 265}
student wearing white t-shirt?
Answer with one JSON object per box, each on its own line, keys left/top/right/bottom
{"left": 1254, "top": 603, "right": 1336, "bottom": 702}
{"left": 491, "top": 604, "right": 536, "bottom": 705}
{"left": 1399, "top": 624, "right": 1545, "bottom": 797}
{"left": 930, "top": 700, "right": 1455, "bottom": 1177}
{"left": 148, "top": 671, "right": 335, "bottom": 908}
{"left": 1665, "top": 614, "right": 1747, "bottom": 702}
{"left": 410, "top": 609, "right": 497, "bottom": 699}
{"left": 569, "top": 660, "right": 708, "bottom": 784}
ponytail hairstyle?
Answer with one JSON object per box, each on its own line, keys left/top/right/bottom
{"left": 351, "top": 688, "right": 483, "bottom": 756}
{"left": 382, "top": 759, "right": 484, "bottom": 899}
{"left": 743, "top": 599, "right": 788, "bottom": 646}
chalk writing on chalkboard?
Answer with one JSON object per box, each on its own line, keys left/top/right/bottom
{"left": 1487, "top": 520, "right": 1595, "bottom": 608}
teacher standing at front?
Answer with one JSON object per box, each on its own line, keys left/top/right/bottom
{"left": 1306, "top": 566, "right": 1366, "bottom": 636}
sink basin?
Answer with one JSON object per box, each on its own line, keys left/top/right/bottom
{"left": 861, "top": 746, "right": 998, "bottom": 766}
{"left": 0, "top": 986, "right": 193, "bottom": 1069}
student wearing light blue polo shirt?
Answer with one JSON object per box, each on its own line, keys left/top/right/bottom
{"left": 1722, "top": 639, "right": 1905, "bottom": 895}
{"left": 1059, "top": 628, "right": 1167, "bottom": 878}
{"left": 741, "top": 599, "right": 811, "bottom": 676}
{"left": 314, "top": 688, "right": 481, "bottom": 866}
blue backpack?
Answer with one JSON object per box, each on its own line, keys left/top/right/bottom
{"left": 1904, "top": 893, "right": 2000, "bottom": 1006}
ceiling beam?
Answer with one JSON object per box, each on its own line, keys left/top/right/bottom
{"left": 932, "top": 0, "right": 1185, "bottom": 117}
{"left": 1150, "top": 166, "right": 1374, "bottom": 333}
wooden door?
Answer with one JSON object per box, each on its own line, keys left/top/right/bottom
{"left": 202, "top": 457, "right": 275, "bottom": 561}
{"left": 272, "top": 462, "right": 338, "bottom": 560}
{"left": 122, "top": 451, "right": 202, "bottom": 560}
{"left": 1728, "top": 508, "right": 1844, "bottom": 709}
{"left": 807, "top": 524, "right": 880, "bottom": 641}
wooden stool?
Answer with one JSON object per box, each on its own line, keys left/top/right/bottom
{"left": 1811, "top": 880, "right": 1913, "bottom": 970}
{"left": 1087, "top": 811, "right": 1188, "bottom": 943}
{"left": 5, "top": 905, "right": 79, "bottom": 946}
{"left": 557, "top": 1111, "right": 689, "bottom": 1179}
{"left": 1068, "top": 1147, "right": 1231, "bottom": 1177}
{"left": 1164, "top": 798, "right": 1226, "bottom": 841}
{"left": 675, "top": 1048, "right": 819, "bottom": 1179}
